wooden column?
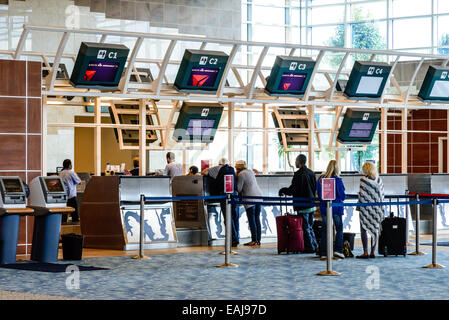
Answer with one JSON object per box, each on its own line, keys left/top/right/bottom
{"left": 94, "top": 97, "right": 102, "bottom": 176}
{"left": 228, "top": 102, "right": 234, "bottom": 165}
{"left": 401, "top": 107, "right": 408, "bottom": 174}
{"left": 182, "top": 149, "right": 188, "bottom": 175}
{"left": 262, "top": 103, "right": 268, "bottom": 174}
{"left": 380, "top": 106, "right": 388, "bottom": 174}
{"left": 138, "top": 99, "right": 146, "bottom": 176}
{"left": 307, "top": 105, "right": 315, "bottom": 171}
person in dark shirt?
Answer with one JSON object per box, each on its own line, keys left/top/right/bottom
{"left": 278, "top": 154, "right": 318, "bottom": 253}
{"left": 188, "top": 165, "right": 199, "bottom": 176}
{"left": 130, "top": 157, "right": 139, "bottom": 176}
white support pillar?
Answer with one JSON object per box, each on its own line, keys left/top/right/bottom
{"left": 401, "top": 107, "right": 408, "bottom": 174}
{"left": 381, "top": 107, "right": 388, "bottom": 174}
{"left": 308, "top": 105, "right": 315, "bottom": 171}
{"left": 139, "top": 99, "right": 147, "bottom": 176}
{"left": 94, "top": 97, "right": 102, "bottom": 176}
{"left": 228, "top": 102, "right": 234, "bottom": 166}
{"left": 262, "top": 103, "right": 269, "bottom": 174}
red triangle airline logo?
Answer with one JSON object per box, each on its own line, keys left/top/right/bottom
{"left": 84, "top": 70, "right": 96, "bottom": 81}
{"left": 192, "top": 74, "right": 210, "bottom": 86}
{"left": 283, "top": 83, "right": 291, "bottom": 90}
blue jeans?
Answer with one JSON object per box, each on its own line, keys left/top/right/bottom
{"left": 246, "top": 205, "right": 261, "bottom": 242}
{"left": 220, "top": 200, "right": 240, "bottom": 244}
{"left": 320, "top": 213, "right": 343, "bottom": 256}
{"left": 300, "top": 212, "right": 318, "bottom": 252}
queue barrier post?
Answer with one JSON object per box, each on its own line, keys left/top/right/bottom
{"left": 317, "top": 200, "right": 339, "bottom": 276}
{"left": 216, "top": 194, "right": 238, "bottom": 268}
{"left": 132, "top": 194, "right": 149, "bottom": 260}
{"left": 423, "top": 198, "right": 444, "bottom": 269}
{"left": 409, "top": 193, "right": 425, "bottom": 256}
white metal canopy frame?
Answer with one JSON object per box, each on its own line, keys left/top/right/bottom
{"left": 4, "top": 24, "right": 449, "bottom": 176}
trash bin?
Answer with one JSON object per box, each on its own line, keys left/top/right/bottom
{"left": 0, "top": 215, "right": 20, "bottom": 264}
{"left": 343, "top": 232, "right": 355, "bottom": 251}
{"left": 61, "top": 233, "right": 84, "bottom": 260}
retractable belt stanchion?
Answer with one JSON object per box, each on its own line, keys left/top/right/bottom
{"left": 216, "top": 193, "right": 238, "bottom": 268}
{"left": 423, "top": 197, "right": 444, "bottom": 269}
{"left": 317, "top": 200, "right": 339, "bottom": 276}
{"left": 132, "top": 194, "right": 149, "bottom": 260}
{"left": 409, "top": 193, "right": 425, "bottom": 256}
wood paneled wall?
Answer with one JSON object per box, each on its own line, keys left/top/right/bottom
{"left": 0, "top": 59, "right": 42, "bottom": 257}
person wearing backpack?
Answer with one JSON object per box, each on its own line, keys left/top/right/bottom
{"left": 59, "top": 159, "right": 81, "bottom": 223}
{"left": 316, "top": 160, "right": 346, "bottom": 260}
{"left": 204, "top": 158, "right": 240, "bottom": 247}
{"left": 278, "top": 154, "right": 318, "bottom": 253}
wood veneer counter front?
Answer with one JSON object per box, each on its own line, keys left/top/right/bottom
{"left": 79, "top": 176, "right": 125, "bottom": 250}
{"left": 30, "top": 206, "right": 75, "bottom": 216}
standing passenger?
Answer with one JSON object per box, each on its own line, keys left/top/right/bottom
{"left": 59, "top": 159, "right": 81, "bottom": 223}
{"left": 356, "top": 161, "right": 385, "bottom": 259}
{"left": 164, "top": 152, "right": 183, "bottom": 179}
{"left": 316, "top": 160, "right": 346, "bottom": 260}
{"left": 235, "top": 160, "right": 262, "bottom": 246}
{"left": 278, "top": 154, "right": 318, "bottom": 253}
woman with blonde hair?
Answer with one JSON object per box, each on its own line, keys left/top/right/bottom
{"left": 356, "top": 161, "right": 385, "bottom": 259}
{"left": 316, "top": 160, "right": 346, "bottom": 259}
{"left": 235, "top": 160, "right": 263, "bottom": 246}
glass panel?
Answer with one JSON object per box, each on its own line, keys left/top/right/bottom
{"left": 310, "top": 5, "right": 345, "bottom": 25}
{"left": 392, "top": 17, "right": 432, "bottom": 49}
{"left": 437, "top": 15, "right": 449, "bottom": 54}
{"left": 392, "top": 0, "right": 432, "bottom": 18}
{"left": 251, "top": 25, "right": 286, "bottom": 42}
{"left": 350, "top": 1, "right": 387, "bottom": 21}
{"left": 310, "top": 0, "right": 345, "bottom": 5}
{"left": 437, "top": 0, "right": 449, "bottom": 14}
{"left": 252, "top": 5, "right": 285, "bottom": 24}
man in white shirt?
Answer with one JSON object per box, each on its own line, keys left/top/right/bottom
{"left": 164, "top": 152, "right": 183, "bottom": 179}
{"left": 58, "top": 159, "right": 81, "bottom": 223}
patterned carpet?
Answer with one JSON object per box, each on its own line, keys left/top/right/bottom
{"left": 1, "top": 247, "right": 449, "bottom": 300}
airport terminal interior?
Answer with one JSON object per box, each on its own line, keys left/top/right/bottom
{"left": 2, "top": 0, "right": 449, "bottom": 302}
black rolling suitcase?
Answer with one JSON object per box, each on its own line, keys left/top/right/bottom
{"left": 378, "top": 212, "right": 407, "bottom": 257}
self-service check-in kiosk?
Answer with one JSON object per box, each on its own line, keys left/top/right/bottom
{"left": 0, "top": 177, "right": 34, "bottom": 264}
{"left": 29, "top": 176, "right": 74, "bottom": 262}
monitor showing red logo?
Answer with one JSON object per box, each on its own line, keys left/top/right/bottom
{"left": 83, "top": 60, "right": 120, "bottom": 82}
{"left": 188, "top": 67, "right": 219, "bottom": 87}
{"left": 224, "top": 175, "right": 234, "bottom": 194}
{"left": 277, "top": 72, "right": 307, "bottom": 92}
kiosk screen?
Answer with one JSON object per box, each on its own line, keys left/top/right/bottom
{"left": 187, "top": 67, "right": 219, "bottom": 87}
{"left": 3, "top": 179, "right": 22, "bottom": 193}
{"left": 83, "top": 60, "right": 120, "bottom": 82}
{"left": 277, "top": 72, "right": 307, "bottom": 91}
{"left": 44, "top": 178, "right": 64, "bottom": 193}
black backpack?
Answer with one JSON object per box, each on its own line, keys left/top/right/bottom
{"left": 211, "top": 164, "right": 237, "bottom": 195}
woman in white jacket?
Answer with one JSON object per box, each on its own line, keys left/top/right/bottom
{"left": 235, "top": 160, "right": 263, "bottom": 246}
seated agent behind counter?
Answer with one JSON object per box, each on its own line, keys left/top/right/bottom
{"left": 58, "top": 159, "right": 81, "bottom": 223}
{"left": 187, "top": 166, "right": 199, "bottom": 176}
{"left": 278, "top": 154, "right": 318, "bottom": 253}
{"left": 164, "top": 152, "right": 183, "bottom": 179}
{"left": 204, "top": 158, "right": 240, "bottom": 247}
{"left": 130, "top": 157, "right": 140, "bottom": 176}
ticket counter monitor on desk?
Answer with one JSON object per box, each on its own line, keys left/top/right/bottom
{"left": 29, "top": 176, "right": 74, "bottom": 263}
{"left": 80, "top": 176, "right": 177, "bottom": 250}
{"left": 0, "top": 177, "right": 34, "bottom": 264}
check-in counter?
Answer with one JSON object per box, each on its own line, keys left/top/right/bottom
{"left": 80, "top": 176, "right": 177, "bottom": 250}
{"left": 408, "top": 173, "right": 449, "bottom": 232}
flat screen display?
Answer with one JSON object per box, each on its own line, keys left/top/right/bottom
{"left": 44, "top": 178, "right": 64, "bottom": 193}
{"left": 355, "top": 76, "right": 383, "bottom": 95}
{"left": 348, "top": 122, "right": 374, "bottom": 138}
{"left": 187, "top": 67, "right": 219, "bottom": 87}
{"left": 277, "top": 72, "right": 307, "bottom": 91}
{"left": 2, "top": 179, "right": 22, "bottom": 193}
{"left": 429, "top": 80, "right": 449, "bottom": 98}
{"left": 186, "top": 119, "right": 216, "bottom": 136}
{"left": 83, "top": 60, "right": 120, "bottom": 82}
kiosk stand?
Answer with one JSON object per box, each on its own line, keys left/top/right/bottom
{"left": 29, "top": 176, "right": 74, "bottom": 263}
{"left": 0, "top": 177, "right": 34, "bottom": 264}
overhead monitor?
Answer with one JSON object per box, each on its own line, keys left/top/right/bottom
{"left": 70, "top": 42, "right": 130, "bottom": 90}
{"left": 337, "top": 108, "right": 380, "bottom": 144}
{"left": 265, "top": 56, "right": 315, "bottom": 97}
{"left": 109, "top": 104, "right": 158, "bottom": 145}
{"left": 174, "top": 49, "right": 229, "bottom": 93}
{"left": 418, "top": 65, "right": 449, "bottom": 103}
{"left": 271, "top": 108, "right": 308, "bottom": 146}
{"left": 343, "top": 61, "right": 392, "bottom": 100}
{"left": 173, "top": 102, "right": 224, "bottom": 143}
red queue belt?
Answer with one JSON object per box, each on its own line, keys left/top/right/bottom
{"left": 408, "top": 192, "right": 449, "bottom": 198}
